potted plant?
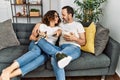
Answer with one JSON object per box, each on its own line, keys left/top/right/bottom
{"left": 74, "top": 0, "right": 106, "bottom": 26}
{"left": 30, "top": 8, "right": 40, "bottom": 16}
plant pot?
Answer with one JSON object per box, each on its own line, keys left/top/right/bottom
{"left": 81, "top": 21, "right": 92, "bottom": 27}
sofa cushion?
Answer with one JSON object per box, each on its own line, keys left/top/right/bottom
{"left": 46, "top": 52, "right": 110, "bottom": 70}
{"left": 95, "top": 23, "right": 109, "bottom": 56}
{"left": 13, "top": 23, "right": 35, "bottom": 45}
{"left": 0, "top": 45, "right": 28, "bottom": 72}
{"left": 81, "top": 22, "right": 96, "bottom": 53}
{"left": 0, "top": 45, "right": 28, "bottom": 63}
{"left": 0, "top": 19, "right": 20, "bottom": 50}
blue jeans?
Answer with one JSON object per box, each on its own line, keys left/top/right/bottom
{"left": 37, "top": 38, "right": 81, "bottom": 80}
{"left": 16, "top": 41, "right": 48, "bottom": 76}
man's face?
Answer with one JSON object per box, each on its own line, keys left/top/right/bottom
{"left": 62, "top": 9, "right": 69, "bottom": 23}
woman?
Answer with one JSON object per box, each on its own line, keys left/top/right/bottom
{"left": 0, "top": 10, "right": 61, "bottom": 80}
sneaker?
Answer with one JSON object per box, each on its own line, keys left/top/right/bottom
{"left": 35, "top": 31, "right": 47, "bottom": 44}
{"left": 56, "top": 53, "right": 72, "bottom": 69}
{"left": 56, "top": 53, "right": 67, "bottom": 61}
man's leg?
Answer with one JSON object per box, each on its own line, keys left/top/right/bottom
{"left": 58, "top": 44, "right": 81, "bottom": 68}
{"left": 51, "top": 57, "right": 65, "bottom": 80}
{"left": 61, "top": 44, "right": 81, "bottom": 60}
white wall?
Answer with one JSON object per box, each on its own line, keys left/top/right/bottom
{"left": 99, "top": 0, "right": 120, "bottom": 77}
{"left": 0, "top": 0, "right": 12, "bottom": 22}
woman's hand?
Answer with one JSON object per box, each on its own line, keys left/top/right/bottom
{"left": 53, "top": 29, "right": 62, "bottom": 37}
{"left": 38, "top": 31, "right": 47, "bottom": 38}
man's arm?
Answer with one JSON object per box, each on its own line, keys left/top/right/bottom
{"left": 63, "top": 32, "right": 86, "bottom": 46}
{"left": 75, "top": 32, "right": 86, "bottom": 46}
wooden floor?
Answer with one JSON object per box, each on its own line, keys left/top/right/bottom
{"left": 21, "top": 73, "right": 120, "bottom": 80}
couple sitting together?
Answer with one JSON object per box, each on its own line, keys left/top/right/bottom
{"left": 0, "top": 6, "right": 86, "bottom": 80}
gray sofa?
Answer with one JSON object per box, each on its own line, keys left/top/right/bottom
{"left": 0, "top": 23, "right": 120, "bottom": 80}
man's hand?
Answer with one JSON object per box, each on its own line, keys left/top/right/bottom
{"left": 63, "top": 32, "right": 77, "bottom": 41}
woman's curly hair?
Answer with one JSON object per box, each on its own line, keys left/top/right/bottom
{"left": 42, "top": 10, "right": 61, "bottom": 26}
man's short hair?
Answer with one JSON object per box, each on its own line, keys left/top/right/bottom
{"left": 62, "top": 6, "right": 74, "bottom": 17}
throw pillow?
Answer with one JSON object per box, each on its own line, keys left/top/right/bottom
{"left": 81, "top": 22, "right": 96, "bottom": 54}
{"left": 94, "top": 23, "right": 109, "bottom": 56}
{"left": 0, "top": 19, "right": 20, "bottom": 50}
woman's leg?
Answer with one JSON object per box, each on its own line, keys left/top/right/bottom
{"left": 51, "top": 57, "right": 65, "bottom": 80}
{"left": 9, "top": 68, "right": 22, "bottom": 79}
{"left": 16, "top": 45, "right": 41, "bottom": 67}
{"left": 2, "top": 54, "right": 48, "bottom": 80}
{"left": 0, "top": 61, "right": 19, "bottom": 80}
{"left": 0, "top": 42, "right": 41, "bottom": 80}
{"left": 16, "top": 54, "right": 47, "bottom": 77}
{"left": 28, "top": 41, "right": 36, "bottom": 50}
{"left": 37, "top": 38, "right": 61, "bottom": 56}
{"left": 2, "top": 61, "right": 19, "bottom": 73}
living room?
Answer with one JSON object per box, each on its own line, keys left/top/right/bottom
{"left": 0, "top": 0, "right": 120, "bottom": 80}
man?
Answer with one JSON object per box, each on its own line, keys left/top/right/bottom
{"left": 35, "top": 6, "right": 86, "bottom": 80}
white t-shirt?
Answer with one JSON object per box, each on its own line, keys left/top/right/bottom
{"left": 39, "top": 24, "right": 61, "bottom": 45}
{"left": 59, "top": 21, "right": 85, "bottom": 47}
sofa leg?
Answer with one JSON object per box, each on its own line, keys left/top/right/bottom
{"left": 101, "top": 75, "right": 105, "bottom": 80}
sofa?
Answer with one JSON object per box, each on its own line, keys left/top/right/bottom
{"left": 0, "top": 23, "right": 120, "bottom": 80}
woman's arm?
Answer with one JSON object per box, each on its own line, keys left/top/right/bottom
{"left": 29, "top": 23, "right": 41, "bottom": 41}
{"left": 53, "top": 29, "right": 62, "bottom": 37}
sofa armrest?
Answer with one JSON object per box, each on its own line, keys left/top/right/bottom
{"left": 103, "top": 37, "right": 120, "bottom": 75}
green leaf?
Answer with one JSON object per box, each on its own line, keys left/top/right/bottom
{"left": 74, "top": 0, "right": 107, "bottom": 23}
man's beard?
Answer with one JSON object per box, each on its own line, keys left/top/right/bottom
{"left": 62, "top": 20, "right": 66, "bottom": 24}
{"left": 62, "top": 19, "right": 68, "bottom": 24}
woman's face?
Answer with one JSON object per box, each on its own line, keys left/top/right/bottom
{"left": 54, "top": 12, "right": 59, "bottom": 24}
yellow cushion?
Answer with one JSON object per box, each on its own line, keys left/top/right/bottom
{"left": 81, "top": 22, "right": 96, "bottom": 54}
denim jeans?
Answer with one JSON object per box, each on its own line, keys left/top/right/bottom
{"left": 37, "top": 38, "right": 81, "bottom": 80}
{"left": 16, "top": 41, "right": 48, "bottom": 76}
